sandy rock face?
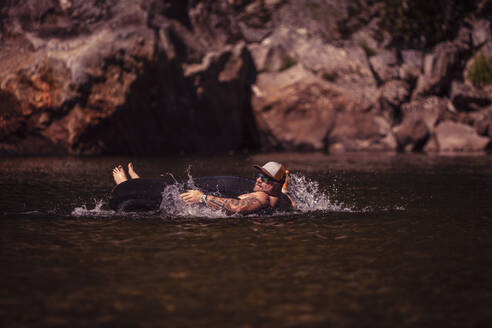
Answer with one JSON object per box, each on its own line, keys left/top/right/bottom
{"left": 0, "top": 0, "right": 491, "bottom": 155}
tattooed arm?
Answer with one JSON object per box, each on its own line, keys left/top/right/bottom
{"left": 180, "top": 190, "right": 268, "bottom": 214}
{"left": 205, "top": 194, "right": 268, "bottom": 214}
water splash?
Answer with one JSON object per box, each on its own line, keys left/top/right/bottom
{"left": 157, "top": 172, "right": 353, "bottom": 218}
{"left": 71, "top": 199, "right": 116, "bottom": 217}
{"left": 185, "top": 164, "right": 196, "bottom": 189}
{"left": 159, "top": 183, "right": 228, "bottom": 219}
{"left": 288, "top": 173, "right": 353, "bottom": 212}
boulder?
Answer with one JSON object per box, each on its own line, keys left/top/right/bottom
{"left": 434, "top": 121, "right": 490, "bottom": 152}
{"left": 392, "top": 97, "right": 450, "bottom": 152}
{"left": 297, "top": 38, "right": 379, "bottom": 108}
{"left": 393, "top": 119, "right": 430, "bottom": 152}
{"left": 251, "top": 64, "right": 336, "bottom": 150}
{"left": 329, "top": 112, "right": 397, "bottom": 152}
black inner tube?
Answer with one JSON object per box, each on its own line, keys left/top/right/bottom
{"left": 109, "top": 176, "right": 255, "bottom": 212}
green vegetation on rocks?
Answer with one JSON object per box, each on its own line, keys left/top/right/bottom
{"left": 468, "top": 53, "right": 492, "bottom": 88}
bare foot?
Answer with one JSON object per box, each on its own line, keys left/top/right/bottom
{"left": 113, "top": 165, "right": 128, "bottom": 185}
{"left": 128, "top": 162, "right": 140, "bottom": 179}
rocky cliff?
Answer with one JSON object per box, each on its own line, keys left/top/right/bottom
{"left": 1, "top": 0, "right": 491, "bottom": 155}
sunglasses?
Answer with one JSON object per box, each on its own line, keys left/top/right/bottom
{"left": 256, "top": 172, "right": 273, "bottom": 183}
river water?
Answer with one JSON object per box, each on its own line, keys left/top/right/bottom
{"left": 1, "top": 153, "right": 491, "bottom": 327}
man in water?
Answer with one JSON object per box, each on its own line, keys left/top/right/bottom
{"left": 181, "top": 161, "right": 296, "bottom": 214}
{"left": 112, "top": 161, "right": 296, "bottom": 215}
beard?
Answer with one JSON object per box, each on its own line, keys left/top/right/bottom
{"left": 253, "top": 181, "right": 280, "bottom": 196}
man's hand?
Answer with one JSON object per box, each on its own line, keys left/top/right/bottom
{"left": 180, "top": 189, "right": 204, "bottom": 204}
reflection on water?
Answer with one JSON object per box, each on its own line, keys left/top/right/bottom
{"left": 1, "top": 153, "right": 492, "bottom": 327}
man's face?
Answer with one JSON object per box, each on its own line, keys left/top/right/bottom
{"left": 253, "top": 172, "right": 277, "bottom": 193}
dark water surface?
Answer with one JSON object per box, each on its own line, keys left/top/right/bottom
{"left": 1, "top": 153, "right": 492, "bottom": 327}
